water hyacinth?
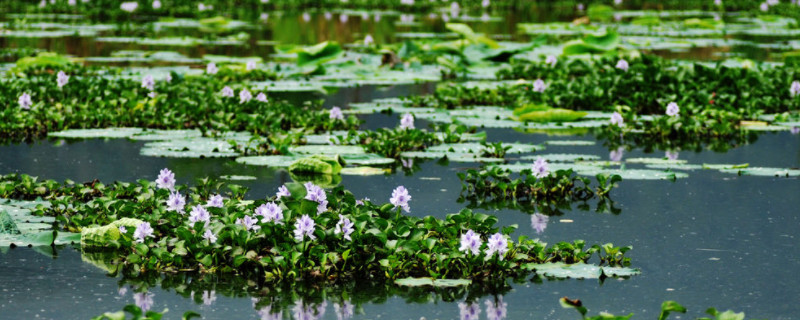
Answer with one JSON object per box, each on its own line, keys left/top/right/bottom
{"left": 134, "top": 222, "right": 155, "bottom": 243}
{"left": 401, "top": 158, "right": 413, "bottom": 169}
{"left": 666, "top": 102, "right": 680, "bottom": 117}
{"left": 206, "top": 62, "right": 218, "bottom": 75}
{"left": 155, "top": 168, "right": 175, "bottom": 190}
{"left": 206, "top": 194, "right": 224, "bottom": 208}
{"left": 201, "top": 290, "right": 216, "bottom": 306}
{"left": 390, "top": 186, "right": 411, "bottom": 212}
{"left": 239, "top": 88, "right": 252, "bottom": 104}
{"left": 330, "top": 107, "right": 344, "bottom": 120}
{"left": 18, "top": 93, "right": 32, "bottom": 110}
{"left": 485, "top": 233, "right": 509, "bottom": 260}
{"left": 238, "top": 215, "right": 261, "bottom": 232}
{"left": 532, "top": 79, "right": 546, "bottom": 92}
{"left": 610, "top": 111, "right": 624, "bottom": 127}
{"left": 792, "top": 126, "right": 800, "bottom": 135}
{"left": 334, "top": 215, "right": 354, "bottom": 241}
{"left": 760, "top": 2, "right": 769, "bottom": 11}
{"left": 666, "top": 150, "right": 679, "bottom": 161}
{"left": 246, "top": 60, "right": 257, "bottom": 71}
{"left": 141, "top": 75, "right": 155, "bottom": 91}
{"left": 531, "top": 158, "right": 549, "bottom": 179}
{"left": 715, "top": 0, "right": 722, "bottom": 6}
{"left": 152, "top": 0, "right": 161, "bottom": 9}
{"left": 120, "top": 1, "right": 138, "bottom": 12}
{"left": 616, "top": 59, "right": 629, "bottom": 72}
{"left": 119, "top": 226, "right": 127, "bottom": 234}
{"left": 609, "top": 147, "right": 624, "bottom": 162}
{"left": 276, "top": 185, "right": 290, "bottom": 199}
{"left": 166, "top": 191, "right": 186, "bottom": 213}
{"left": 485, "top": 297, "right": 508, "bottom": 320}
{"left": 458, "top": 302, "right": 481, "bottom": 320}
{"left": 293, "top": 214, "right": 316, "bottom": 241}
{"left": 133, "top": 291, "right": 153, "bottom": 312}
{"left": 254, "top": 202, "right": 283, "bottom": 223}
{"left": 545, "top": 55, "right": 557, "bottom": 67}
{"left": 364, "top": 34, "right": 374, "bottom": 45}
{"left": 531, "top": 213, "right": 548, "bottom": 234}
{"left": 202, "top": 229, "right": 217, "bottom": 244}
{"left": 221, "top": 86, "right": 234, "bottom": 98}
{"left": 482, "top": 0, "right": 491, "bottom": 7}
{"left": 334, "top": 301, "right": 354, "bottom": 320}
{"left": 188, "top": 205, "right": 211, "bottom": 227}
{"left": 459, "top": 229, "right": 482, "bottom": 256}
{"left": 400, "top": 113, "right": 415, "bottom": 130}
{"left": 790, "top": 81, "right": 800, "bottom": 97}
{"left": 56, "top": 71, "right": 69, "bottom": 88}
{"left": 304, "top": 182, "right": 329, "bottom": 214}
{"left": 256, "top": 92, "right": 269, "bottom": 103}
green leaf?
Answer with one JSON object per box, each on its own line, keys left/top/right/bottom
{"left": 296, "top": 41, "right": 343, "bottom": 66}
{"left": 659, "top": 301, "right": 687, "bottom": 320}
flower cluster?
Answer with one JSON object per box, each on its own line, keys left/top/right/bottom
{"left": 390, "top": 186, "right": 411, "bottom": 212}
{"left": 531, "top": 158, "right": 549, "bottom": 179}
{"left": 304, "top": 182, "right": 328, "bottom": 214}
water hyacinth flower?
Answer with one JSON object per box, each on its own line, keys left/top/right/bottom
{"left": 198, "top": 3, "right": 212, "bottom": 11}
{"left": 577, "top": 3, "right": 585, "bottom": 10}
{"left": 485, "top": 297, "right": 507, "bottom": 320}
{"left": 666, "top": 102, "right": 680, "bottom": 117}
{"left": 156, "top": 168, "right": 175, "bottom": 190}
{"left": 400, "top": 113, "right": 415, "bottom": 130}
{"left": 609, "top": 147, "right": 624, "bottom": 162}
{"left": 715, "top": 0, "right": 722, "bottom": 6}
{"left": 120, "top": 1, "right": 138, "bottom": 12}
{"left": 39, "top": 0, "right": 46, "bottom": 8}
{"left": 302, "top": 12, "right": 311, "bottom": 22}
{"left": 141, "top": 75, "right": 155, "bottom": 91}
{"left": 666, "top": 150, "right": 679, "bottom": 161}
{"left": 188, "top": 205, "right": 211, "bottom": 227}
{"left": 119, "top": 226, "right": 127, "bottom": 234}
{"left": 334, "top": 301, "right": 354, "bottom": 320}
{"left": 238, "top": 215, "right": 261, "bottom": 232}
{"left": 202, "top": 290, "right": 216, "bottom": 306}
{"left": 206, "top": 62, "right": 218, "bottom": 75}
{"left": 56, "top": 71, "right": 69, "bottom": 88}
{"left": 401, "top": 158, "right": 413, "bottom": 169}
{"left": 459, "top": 229, "right": 482, "bottom": 256}
{"left": 531, "top": 157, "right": 549, "bottom": 179}
{"left": 255, "top": 202, "right": 284, "bottom": 223}
{"left": 355, "top": 197, "right": 369, "bottom": 206}
{"left": 246, "top": 60, "right": 257, "bottom": 71}
{"left": 531, "top": 213, "right": 548, "bottom": 234}
{"left": 165, "top": 73, "right": 172, "bottom": 83}
{"left": 304, "top": 182, "right": 329, "bottom": 213}
{"left": 18, "top": 93, "right": 32, "bottom": 110}
{"left": 293, "top": 214, "right": 316, "bottom": 241}
{"left": 206, "top": 194, "right": 224, "bottom": 208}
{"left": 335, "top": 215, "right": 354, "bottom": 241}
{"left": 532, "top": 79, "right": 546, "bottom": 92}
{"left": 760, "top": 2, "right": 769, "bottom": 11}
{"left": 166, "top": 191, "right": 186, "bottom": 213}
{"left": 218, "top": 86, "right": 232, "bottom": 98}
{"left": 330, "top": 107, "right": 344, "bottom": 120}
{"left": 482, "top": 0, "right": 491, "bottom": 7}
{"left": 202, "top": 229, "right": 217, "bottom": 244}
{"left": 68, "top": 0, "right": 76, "bottom": 5}
{"left": 276, "top": 185, "right": 291, "bottom": 199}
{"left": 339, "top": 14, "right": 348, "bottom": 24}
{"left": 364, "top": 34, "right": 374, "bottom": 46}
{"left": 292, "top": 301, "right": 326, "bottom": 320}
{"left": 458, "top": 302, "right": 481, "bottom": 320}
{"left": 240, "top": 88, "right": 253, "bottom": 104}
{"left": 256, "top": 92, "right": 269, "bottom": 103}
{"left": 485, "top": 233, "right": 509, "bottom": 260}
{"left": 616, "top": 59, "right": 629, "bottom": 72}
{"left": 152, "top": 0, "right": 161, "bottom": 9}
{"left": 390, "top": 186, "right": 411, "bottom": 212}
{"left": 324, "top": 12, "right": 332, "bottom": 20}
{"left": 610, "top": 111, "right": 624, "bottom": 127}
{"left": 790, "top": 81, "right": 800, "bottom": 97}
{"left": 401, "top": 0, "right": 414, "bottom": 4}
{"left": 545, "top": 55, "right": 557, "bottom": 67}
{"left": 134, "top": 222, "right": 154, "bottom": 243}
{"left": 134, "top": 291, "right": 154, "bottom": 312}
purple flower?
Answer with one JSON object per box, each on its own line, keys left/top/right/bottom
{"left": 610, "top": 111, "right": 624, "bottom": 127}
{"left": 120, "top": 1, "right": 138, "bottom": 12}
{"left": 485, "top": 233, "right": 509, "bottom": 260}
{"left": 531, "top": 213, "right": 548, "bottom": 234}
{"left": 355, "top": 197, "right": 369, "bottom": 206}
{"left": 165, "top": 73, "right": 172, "bottom": 82}
{"left": 188, "top": 205, "right": 211, "bottom": 227}
{"left": 240, "top": 88, "right": 253, "bottom": 104}
{"left": 302, "top": 12, "right": 311, "bottom": 22}
{"left": 18, "top": 93, "right": 32, "bottom": 110}
{"left": 255, "top": 202, "right": 284, "bottom": 223}
{"left": 292, "top": 300, "right": 326, "bottom": 320}
{"left": 614, "top": 0, "right": 622, "bottom": 4}
{"left": 56, "top": 71, "right": 69, "bottom": 88}
{"left": 141, "top": 75, "right": 155, "bottom": 91}
{"left": 257, "top": 305, "right": 283, "bottom": 320}
{"left": 458, "top": 302, "right": 481, "bottom": 320}
{"left": 339, "top": 14, "right": 348, "bottom": 24}
{"left": 256, "top": 92, "right": 269, "bottom": 103}
{"left": 304, "top": 182, "right": 328, "bottom": 214}
{"left": 237, "top": 215, "right": 261, "bottom": 232}
{"left": 133, "top": 291, "right": 153, "bottom": 312}
{"left": 155, "top": 168, "right": 175, "bottom": 190}
{"left": 206, "top": 194, "right": 224, "bottom": 208}
{"left": 221, "top": 86, "right": 234, "bottom": 97}
{"left": 330, "top": 107, "right": 344, "bottom": 120}
{"left": 485, "top": 297, "right": 507, "bottom": 320}
{"left": 133, "top": 222, "right": 154, "bottom": 243}
{"left": 166, "top": 191, "right": 186, "bottom": 213}
{"left": 666, "top": 150, "right": 679, "bottom": 161}
{"left": 577, "top": 3, "right": 585, "bottom": 11}
{"left": 531, "top": 158, "right": 549, "bottom": 179}
{"left": 616, "top": 59, "right": 629, "bottom": 72}
{"left": 202, "top": 229, "right": 217, "bottom": 243}
{"left": 276, "top": 185, "right": 291, "bottom": 199}
{"left": 790, "top": 81, "right": 800, "bottom": 97}
{"left": 609, "top": 147, "right": 624, "bottom": 161}
{"left": 532, "top": 79, "right": 546, "bottom": 93}
{"left": 152, "top": 0, "right": 161, "bottom": 9}
{"left": 246, "top": 60, "right": 257, "bottom": 71}
{"left": 400, "top": 113, "right": 415, "bottom": 130}
{"left": 202, "top": 290, "right": 216, "bottom": 306}
{"left": 459, "top": 229, "right": 482, "bottom": 256}
{"left": 364, "top": 34, "right": 374, "bottom": 45}
{"left": 545, "top": 55, "right": 557, "bottom": 67}
{"left": 482, "top": 0, "right": 491, "bottom": 8}
{"left": 666, "top": 102, "right": 680, "bottom": 117}
{"left": 293, "top": 214, "right": 316, "bottom": 241}
{"left": 334, "top": 301, "right": 354, "bottom": 320}
{"left": 715, "top": 0, "right": 722, "bottom": 6}
{"left": 390, "top": 186, "right": 411, "bottom": 212}
{"left": 335, "top": 215, "right": 354, "bottom": 241}
{"left": 792, "top": 127, "right": 800, "bottom": 135}
{"left": 760, "top": 2, "right": 769, "bottom": 11}
{"left": 401, "top": 158, "right": 413, "bottom": 169}
{"left": 207, "top": 62, "right": 218, "bottom": 75}
{"left": 119, "top": 226, "right": 127, "bottom": 234}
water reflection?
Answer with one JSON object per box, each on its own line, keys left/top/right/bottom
{"left": 530, "top": 212, "right": 548, "bottom": 234}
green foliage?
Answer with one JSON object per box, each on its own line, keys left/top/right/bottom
{"left": 288, "top": 155, "right": 345, "bottom": 175}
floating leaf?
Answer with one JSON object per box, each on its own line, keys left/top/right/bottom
{"left": 545, "top": 140, "right": 596, "bottom": 146}
{"left": 394, "top": 277, "right": 472, "bottom": 287}
{"left": 49, "top": 128, "right": 144, "bottom": 139}
{"left": 290, "top": 145, "right": 366, "bottom": 155}
{"left": 219, "top": 175, "right": 257, "bottom": 181}
{"left": 288, "top": 155, "right": 344, "bottom": 175}
{"left": 719, "top": 167, "right": 800, "bottom": 177}
{"left": 428, "top": 143, "right": 541, "bottom": 154}
{"left": 340, "top": 167, "right": 390, "bottom": 176}
{"left": 626, "top": 158, "right": 687, "bottom": 165}
{"left": 521, "top": 154, "right": 600, "bottom": 162}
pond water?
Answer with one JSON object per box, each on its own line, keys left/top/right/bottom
{"left": 2, "top": 3, "right": 800, "bottom": 320}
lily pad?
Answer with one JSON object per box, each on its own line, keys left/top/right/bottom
{"left": 236, "top": 155, "right": 300, "bottom": 167}
{"left": 428, "top": 143, "right": 541, "bottom": 154}
{"left": 140, "top": 136, "right": 248, "bottom": 158}
{"left": 0, "top": 199, "right": 56, "bottom": 247}
{"left": 219, "top": 175, "right": 257, "bottom": 181}
{"left": 545, "top": 140, "right": 596, "bottom": 146}
{"left": 290, "top": 145, "right": 366, "bottom": 155}
{"left": 340, "top": 167, "right": 390, "bottom": 176}
{"left": 49, "top": 128, "right": 144, "bottom": 139}
{"left": 626, "top": 158, "right": 688, "bottom": 165}
{"left": 399, "top": 151, "right": 505, "bottom": 163}
{"left": 129, "top": 129, "right": 203, "bottom": 141}
{"left": 579, "top": 169, "right": 689, "bottom": 180}
{"left": 525, "top": 262, "right": 640, "bottom": 279}
{"left": 719, "top": 167, "right": 800, "bottom": 177}
{"left": 394, "top": 277, "right": 472, "bottom": 287}
{"left": 521, "top": 154, "right": 600, "bottom": 162}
